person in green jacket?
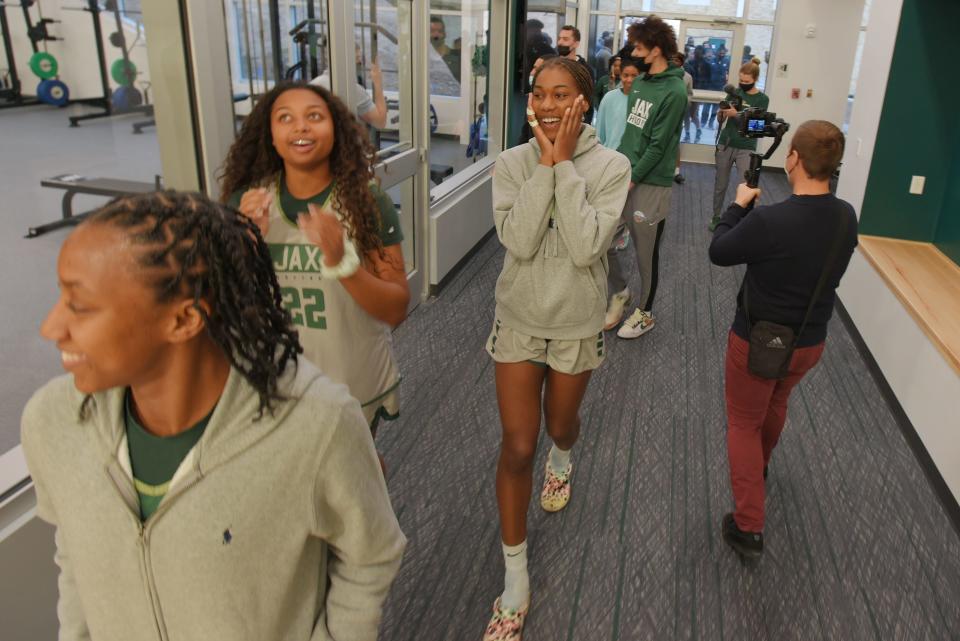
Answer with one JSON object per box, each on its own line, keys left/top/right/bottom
{"left": 605, "top": 15, "right": 688, "bottom": 338}
{"left": 21, "top": 191, "right": 406, "bottom": 641}
{"left": 709, "top": 57, "right": 770, "bottom": 231}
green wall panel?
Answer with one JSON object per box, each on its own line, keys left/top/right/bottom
{"left": 859, "top": 0, "right": 960, "bottom": 243}
{"left": 934, "top": 149, "right": 960, "bottom": 265}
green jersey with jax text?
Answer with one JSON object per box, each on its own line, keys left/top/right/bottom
{"left": 616, "top": 64, "right": 688, "bottom": 187}
{"left": 229, "top": 179, "right": 402, "bottom": 417}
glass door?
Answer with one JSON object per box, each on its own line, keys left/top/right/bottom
{"left": 678, "top": 21, "right": 742, "bottom": 161}
{"left": 332, "top": 0, "right": 426, "bottom": 306}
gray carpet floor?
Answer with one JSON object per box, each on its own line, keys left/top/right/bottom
{"left": 376, "top": 164, "right": 960, "bottom": 641}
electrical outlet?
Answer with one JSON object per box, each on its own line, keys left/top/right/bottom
{"left": 909, "top": 176, "right": 925, "bottom": 195}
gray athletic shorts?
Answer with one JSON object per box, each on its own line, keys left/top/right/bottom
{"left": 485, "top": 318, "right": 605, "bottom": 375}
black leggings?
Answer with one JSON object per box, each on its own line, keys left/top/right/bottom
{"left": 642, "top": 219, "right": 667, "bottom": 311}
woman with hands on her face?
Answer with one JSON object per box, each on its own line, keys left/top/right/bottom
{"left": 221, "top": 82, "right": 409, "bottom": 447}
{"left": 481, "top": 57, "right": 631, "bottom": 641}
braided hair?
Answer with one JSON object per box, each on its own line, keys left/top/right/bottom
{"left": 534, "top": 56, "right": 596, "bottom": 111}
{"left": 218, "top": 81, "right": 385, "bottom": 259}
{"left": 83, "top": 191, "right": 302, "bottom": 418}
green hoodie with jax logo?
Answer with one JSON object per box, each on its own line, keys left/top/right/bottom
{"left": 617, "top": 64, "right": 688, "bottom": 187}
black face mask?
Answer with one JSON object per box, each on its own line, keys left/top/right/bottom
{"left": 632, "top": 56, "right": 652, "bottom": 73}
{"left": 739, "top": 82, "right": 755, "bottom": 92}
{"left": 556, "top": 45, "right": 571, "bottom": 57}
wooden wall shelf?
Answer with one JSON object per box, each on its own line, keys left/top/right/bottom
{"left": 857, "top": 235, "right": 960, "bottom": 375}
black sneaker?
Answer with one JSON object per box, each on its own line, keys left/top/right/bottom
{"left": 722, "top": 513, "right": 763, "bottom": 560}
{"left": 674, "top": 173, "right": 685, "bottom": 184}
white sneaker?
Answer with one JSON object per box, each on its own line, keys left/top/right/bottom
{"left": 617, "top": 308, "right": 655, "bottom": 339}
{"left": 604, "top": 288, "right": 630, "bottom": 330}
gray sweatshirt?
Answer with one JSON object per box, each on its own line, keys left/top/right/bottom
{"left": 21, "top": 362, "right": 406, "bottom": 641}
{"left": 493, "top": 125, "right": 631, "bottom": 339}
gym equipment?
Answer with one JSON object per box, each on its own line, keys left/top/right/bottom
{"left": 37, "top": 78, "right": 68, "bottom": 105}
{"left": 67, "top": 0, "right": 149, "bottom": 126}
{"left": 28, "top": 50, "right": 57, "bottom": 78}
{"left": 30, "top": 173, "right": 161, "bottom": 238}
{"left": 110, "top": 58, "right": 136, "bottom": 86}
{"left": 284, "top": 18, "right": 324, "bottom": 81}
{"left": 111, "top": 84, "right": 141, "bottom": 111}
{"left": 0, "top": 0, "right": 59, "bottom": 109}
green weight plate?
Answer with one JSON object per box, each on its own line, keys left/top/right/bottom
{"left": 110, "top": 59, "right": 137, "bottom": 86}
{"left": 29, "top": 52, "right": 58, "bottom": 80}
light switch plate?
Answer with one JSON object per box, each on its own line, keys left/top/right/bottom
{"left": 909, "top": 175, "right": 925, "bottom": 195}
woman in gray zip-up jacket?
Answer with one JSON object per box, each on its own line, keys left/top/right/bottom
{"left": 482, "top": 57, "right": 630, "bottom": 641}
{"left": 21, "top": 192, "right": 405, "bottom": 641}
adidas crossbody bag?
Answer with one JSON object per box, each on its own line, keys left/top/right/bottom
{"left": 743, "top": 213, "right": 848, "bottom": 379}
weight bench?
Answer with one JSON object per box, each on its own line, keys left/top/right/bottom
{"left": 30, "top": 173, "right": 160, "bottom": 238}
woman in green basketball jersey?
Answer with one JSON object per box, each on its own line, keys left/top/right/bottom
{"left": 220, "top": 81, "right": 409, "bottom": 437}
{"left": 21, "top": 191, "right": 405, "bottom": 640}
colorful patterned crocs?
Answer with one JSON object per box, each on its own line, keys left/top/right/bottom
{"left": 539, "top": 459, "right": 572, "bottom": 512}
{"left": 482, "top": 597, "right": 529, "bottom": 641}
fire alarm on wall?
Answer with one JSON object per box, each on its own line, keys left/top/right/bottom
{"left": 791, "top": 88, "right": 800, "bottom": 99}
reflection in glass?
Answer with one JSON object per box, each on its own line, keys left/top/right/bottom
{"left": 588, "top": 13, "right": 618, "bottom": 86}
{"left": 743, "top": 24, "right": 772, "bottom": 91}
{"left": 684, "top": 27, "right": 734, "bottom": 145}
{"left": 428, "top": 1, "right": 493, "bottom": 189}
{"left": 354, "top": 0, "right": 407, "bottom": 141}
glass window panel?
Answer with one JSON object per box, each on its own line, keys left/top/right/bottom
{"left": 747, "top": 0, "right": 777, "bottom": 22}
{"left": 845, "top": 30, "right": 866, "bottom": 132}
{"left": 588, "top": 14, "right": 619, "bottom": 82}
{"left": 428, "top": 0, "right": 493, "bottom": 190}
{"left": 384, "top": 177, "right": 417, "bottom": 275}
{"left": 684, "top": 26, "right": 734, "bottom": 145}
{"left": 1, "top": 0, "right": 165, "bottom": 454}
{"left": 621, "top": 16, "right": 681, "bottom": 52}
{"left": 743, "top": 23, "right": 773, "bottom": 91}
{"left": 623, "top": 0, "right": 742, "bottom": 18}
{"left": 350, "top": 0, "right": 411, "bottom": 162}
{"left": 591, "top": 0, "right": 618, "bottom": 11}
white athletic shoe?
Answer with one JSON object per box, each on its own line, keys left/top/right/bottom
{"left": 617, "top": 308, "right": 655, "bottom": 339}
{"left": 604, "top": 288, "right": 630, "bottom": 330}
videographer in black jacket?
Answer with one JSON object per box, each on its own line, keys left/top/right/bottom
{"left": 709, "top": 120, "right": 859, "bottom": 560}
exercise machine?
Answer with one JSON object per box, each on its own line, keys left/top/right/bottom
{"left": 0, "top": 0, "right": 61, "bottom": 109}
{"left": 64, "top": 0, "right": 148, "bottom": 126}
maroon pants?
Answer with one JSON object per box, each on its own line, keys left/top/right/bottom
{"left": 724, "top": 331, "right": 825, "bottom": 533}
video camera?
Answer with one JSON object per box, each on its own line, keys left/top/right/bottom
{"left": 732, "top": 107, "right": 791, "bottom": 192}
{"left": 737, "top": 107, "right": 789, "bottom": 140}
{"left": 718, "top": 84, "right": 742, "bottom": 112}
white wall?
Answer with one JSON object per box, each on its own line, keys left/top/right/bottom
{"left": 5, "top": 5, "right": 151, "bottom": 102}
{"left": 763, "top": 0, "right": 865, "bottom": 167}
{"left": 836, "top": 0, "right": 960, "bottom": 504}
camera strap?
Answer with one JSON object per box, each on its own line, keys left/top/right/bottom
{"left": 744, "top": 208, "right": 849, "bottom": 345}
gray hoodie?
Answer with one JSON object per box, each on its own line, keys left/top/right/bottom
{"left": 492, "top": 125, "right": 631, "bottom": 339}
{"left": 21, "top": 361, "right": 405, "bottom": 641}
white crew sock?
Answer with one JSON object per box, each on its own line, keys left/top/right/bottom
{"left": 549, "top": 443, "right": 571, "bottom": 471}
{"left": 674, "top": 167, "right": 681, "bottom": 175}
{"left": 500, "top": 540, "right": 529, "bottom": 610}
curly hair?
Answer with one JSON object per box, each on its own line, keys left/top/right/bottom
{"left": 534, "top": 56, "right": 596, "bottom": 111}
{"left": 219, "top": 81, "right": 385, "bottom": 258}
{"left": 83, "top": 191, "right": 303, "bottom": 418}
{"left": 633, "top": 15, "right": 678, "bottom": 59}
